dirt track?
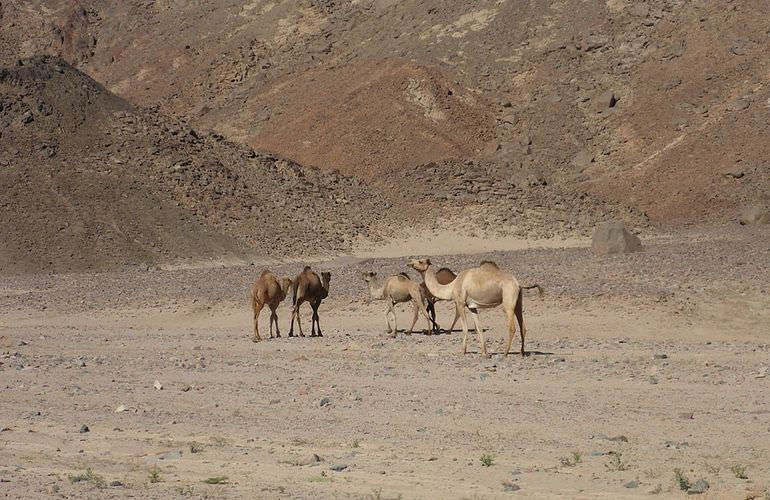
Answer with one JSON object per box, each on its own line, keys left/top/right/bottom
{"left": 1, "top": 226, "right": 768, "bottom": 499}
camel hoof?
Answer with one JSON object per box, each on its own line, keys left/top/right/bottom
{"left": 317, "top": 332, "right": 323, "bottom": 337}
{"left": 275, "top": 333, "right": 281, "bottom": 338}
{"left": 253, "top": 337, "right": 261, "bottom": 343}
{"left": 299, "top": 333, "right": 305, "bottom": 337}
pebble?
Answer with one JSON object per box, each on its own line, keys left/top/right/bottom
{"left": 320, "top": 397, "right": 332, "bottom": 407}
{"left": 502, "top": 480, "right": 521, "bottom": 491}
{"left": 295, "top": 453, "right": 322, "bottom": 466}
{"left": 153, "top": 380, "right": 163, "bottom": 390}
{"left": 79, "top": 424, "right": 89, "bottom": 433}
{"left": 624, "top": 480, "right": 639, "bottom": 488}
{"left": 687, "top": 478, "right": 709, "bottom": 494}
{"left": 330, "top": 463, "right": 348, "bottom": 472}
{"left": 653, "top": 353, "right": 668, "bottom": 359}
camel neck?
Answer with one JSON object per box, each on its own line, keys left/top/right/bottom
{"left": 423, "top": 267, "right": 454, "bottom": 300}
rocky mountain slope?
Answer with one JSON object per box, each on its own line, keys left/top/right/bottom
{"left": 3, "top": 0, "right": 767, "bottom": 223}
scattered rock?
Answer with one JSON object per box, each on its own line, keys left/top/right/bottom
{"left": 329, "top": 463, "right": 348, "bottom": 472}
{"left": 624, "top": 480, "right": 639, "bottom": 488}
{"left": 687, "top": 478, "right": 709, "bottom": 494}
{"left": 593, "top": 90, "right": 618, "bottom": 112}
{"left": 573, "top": 150, "right": 594, "bottom": 168}
{"left": 20, "top": 110, "right": 33, "bottom": 124}
{"left": 295, "top": 453, "right": 323, "bottom": 466}
{"left": 114, "top": 405, "right": 128, "bottom": 413}
{"left": 607, "top": 435, "right": 629, "bottom": 443}
{"left": 591, "top": 222, "right": 642, "bottom": 255}
{"left": 502, "top": 480, "right": 521, "bottom": 491}
{"left": 157, "top": 450, "right": 183, "bottom": 460}
{"left": 320, "top": 397, "right": 332, "bottom": 407}
{"left": 180, "top": 384, "right": 192, "bottom": 392}
{"left": 739, "top": 205, "right": 769, "bottom": 225}
{"left": 79, "top": 424, "right": 89, "bottom": 433}
{"left": 153, "top": 380, "right": 163, "bottom": 391}
{"left": 653, "top": 353, "right": 668, "bottom": 359}
{"left": 109, "top": 480, "right": 123, "bottom": 487}
{"left": 722, "top": 167, "right": 745, "bottom": 179}
{"left": 728, "top": 98, "right": 750, "bottom": 111}
{"left": 678, "top": 412, "right": 694, "bottom": 420}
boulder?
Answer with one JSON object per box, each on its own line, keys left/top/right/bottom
{"left": 591, "top": 222, "right": 642, "bottom": 255}
{"left": 739, "top": 205, "right": 769, "bottom": 225}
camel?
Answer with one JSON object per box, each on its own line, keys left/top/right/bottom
{"left": 288, "top": 266, "right": 331, "bottom": 338}
{"left": 420, "top": 267, "right": 459, "bottom": 332}
{"left": 407, "top": 258, "right": 543, "bottom": 356}
{"left": 362, "top": 271, "right": 439, "bottom": 337}
{"left": 250, "top": 271, "right": 293, "bottom": 342}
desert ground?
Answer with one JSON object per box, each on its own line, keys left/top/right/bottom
{"left": 1, "top": 225, "right": 768, "bottom": 499}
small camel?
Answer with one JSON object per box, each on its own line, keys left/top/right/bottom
{"left": 250, "top": 271, "right": 293, "bottom": 342}
{"left": 362, "top": 271, "right": 438, "bottom": 337}
{"left": 420, "top": 267, "right": 459, "bottom": 332}
{"left": 408, "top": 258, "right": 542, "bottom": 356}
{"left": 288, "top": 266, "right": 331, "bottom": 338}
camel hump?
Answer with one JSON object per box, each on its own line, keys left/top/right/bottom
{"left": 479, "top": 260, "right": 499, "bottom": 270}
{"left": 259, "top": 270, "right": 272, "bottom": 279}
{"left": 303, "top": 265, "right": 312, "bottom": 272}
{"left": 437, "top": 267, "right": 453, "bottom": 274}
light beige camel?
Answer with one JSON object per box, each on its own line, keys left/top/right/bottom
{"left": 289, "top": 266, "right": 331, "bottom": 338}
{"left": 408, "top": 258, "right": 542, "bottom": 356}
{"left": 250, "top": 271, "right": 293, "bottom": 342}
{"left": 420, "top": 267, "right": 459, "bottom": 332}
{"left": 362, "top": 271, "right": 438, "bottom": 337}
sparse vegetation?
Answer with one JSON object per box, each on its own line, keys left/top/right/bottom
{"left": 203, "top": 475, "right": 228, "bottom": 484}
{"left": 69, "top": 468, "right": 105, "bottom": 488}
{"left": 730, "top": 463, "right": 748, "bottom": 479}
{"left": 560, "top": 451, "right": 582, "bottom": 467}
{"left": 351, "top": 439, "right": 360, "bottom": 448}
{"left": 605, "top": 453, "right": 629, "bottom": 472}
{"left": 480, "top": 453, "right": 494, "bottom": 467}
{"left": 190, "top": 442, "right": 204, "bottom": 454}
{"left": 210, "top": 436, "right": 227, "bottom": 447}
{"left": 674, "top": 468, "right": 691, "bottom": 491}
{"left": 148, "top": 466, "right": 161, "bottom": 484}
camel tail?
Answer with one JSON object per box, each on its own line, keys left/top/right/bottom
{"left": 522, "top": 284, "right": 544, "bottom": 298}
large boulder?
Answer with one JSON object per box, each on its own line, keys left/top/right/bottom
{"left": 739, "top": 205, "right": 770, "bottom": 225}
{"left": 591, "top": 222, "right": 642, "bottom": 255}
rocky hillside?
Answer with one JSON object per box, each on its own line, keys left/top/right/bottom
{"left": 0, "top": 57, "right": 397, "bottom": 273}
{"left": 3, "top": 0, "right": 767, "bottom": 224}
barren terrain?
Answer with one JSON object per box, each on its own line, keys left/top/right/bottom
{"left": 1, "top": 226, "right": 768, "bottom": 499}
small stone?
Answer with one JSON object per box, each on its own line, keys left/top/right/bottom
{"left": 330, "top": 463, "right": 348, "bottom": 472}
{"left": 721, "top": 167, "right": 744, "bottom": 179}
{"left": 728, "top": 98, "right": 750, "bottom": 111}
{"left": 114, "top": 405, "right": 128, "bottom": 413}
{"left": 687, "top": 478, "right": 709, "bottom": 494}
{"left": 153, "top": 380, "right": 163, "bottom": 391}
{"left": 649, "top": 377, "right": 658, "bottom": 385}
{"left": 20, "top": 111, "right": 33, "bottom": 124}
{"left": 79, "top": 424, "right": 89, "bottom": 433}
{"left": 320, "top": 397, "right": 332, "bottom": 407}
{"left": 653, "top": 353, "right": 668, "bottom": 359}
{"left": 295, "top": 453, "right": 322, "bottom": 466}
{"left": 593, "top": 90, "right": 618, "bottom": 112}
{"left": 678, "top": 412, "right": 694, "bottom": 420}
{"left": 502, "top": 480, "right": 521, "bottom": 491}
{"left": 157, "top": 450, "right": 183, "bottom": 460}
{"left": 109, "top": 480, "right": 123, "bottom": 487}
{"left": 739, "top": 205, "right": 770, "bottom": 225}
{"left": 624, "top": 480, "right": 639, "bottom": 488}
{"left": 607, "top": 435, "right": 629, "bottom": 443}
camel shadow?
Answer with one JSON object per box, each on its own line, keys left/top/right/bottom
{"left": 461, "top": 349, "right": 555, "bottom": 357}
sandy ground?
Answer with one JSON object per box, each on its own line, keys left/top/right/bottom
{"left": 1, "top": 226, "right": 769, "bottom": 499}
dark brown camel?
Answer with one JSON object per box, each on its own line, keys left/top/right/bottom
{"left": 288, "top": 266, "right": 331, "bottom": 338}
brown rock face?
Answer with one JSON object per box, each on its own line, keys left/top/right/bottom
{"left": 739, "top": 205, "right": 770, "bottom": 225}
{"left": 591, "top": 222, "right": 642, "bottom": 255}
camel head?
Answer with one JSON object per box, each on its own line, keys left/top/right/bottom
{"left": 361, "top": 271, "right": 377, "bottom": 283}
{"left": 321, "top": 271, "right": 332, "bottom": 290}
{"left": 407, "top": 258, "right": 431, "bottom": 273}
{"left": 279, "top": 277, "right": 292, "bottom": 295}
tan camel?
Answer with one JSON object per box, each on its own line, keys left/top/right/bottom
{"left": 408, "top": 258, "right": 542, "bottom": 356}
{"left": 362, "top": 271, "right": 438, "bottom": 337}
{"left": 288, "top": 266, "right": 331, "bottom": 338}
{"left": 250, "top": 271, "right": 293, "bottom": 342}
{"left": 420, "top": 267, "right": 459, "bottom": 332}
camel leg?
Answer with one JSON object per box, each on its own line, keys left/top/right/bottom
{"left": 408, "top": 300, "right": 419, "bottom": 335}
{"left": 448, "top": 304, "right": 460, "bottom": 334}
{"left": 253, "top": 302, "right": 263, "bottom": 342}
{"left": 289, "top": 301, "right": 305, "bottom": 337}
{"left": 468, "top": 308, "right": 487, "bottom": 356}
{"left": 426, "top": 300, "right": 436, "bottom": 329}
{"left": 387, "top": 301, "right": 397, "bottom": 338}
{"left": 503, "top": 306, "right": 516, "bottom": 356}
{"left": 311, "top": 302, "right": 323, "bottom": 337}
{"left": 270, "top": 305, "right": 281, "bottom": 338}
{"left": 409, "top": 288, "right": 437, "bottom": 334}
{"left": 515, "top": 289, "right": 525, "bottom": 356}
{"left": 457, "top": 299, "right": 470, "bottom": 354}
